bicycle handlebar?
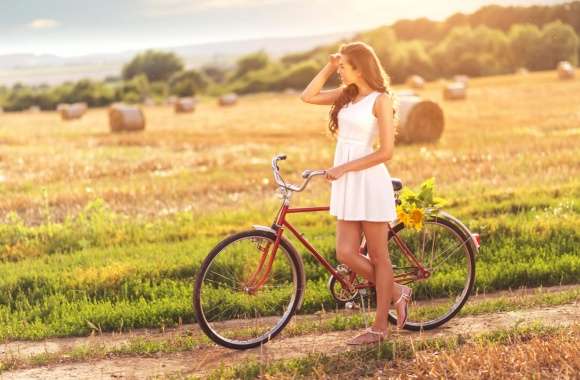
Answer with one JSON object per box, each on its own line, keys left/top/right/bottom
{"left": 271, "top": 154, "right": 326, "bottom": 192}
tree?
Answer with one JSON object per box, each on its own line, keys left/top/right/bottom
{"left": 200, "top": 64, "right": 228, "bottom": 84}
{"left": 539, "top": 21, "right": 578, "bottom": 68}
{"left": 430, "top": 25, "right": 510, "bottom": 76}
{"left": 0, "top": 85, "right": 8, "bottom": 106}
{"left": 277, "top": 60, "right": 322, "bottom": 90}
{"left": 122, "top": 50, "right": 184, "bottom": 82}
{"left": 169, "top": 69, "right": 208, "bottom": 97}
{"left": 229, "top": 63, "right": 284, "bottom": 94}
{"left": 508, "top": 24, "right": 543, "bottom": 69}
{"left": 116, "top": 74, "right": 151, "bottom": 104}
{"left": 233, "top": 50, "right": 270, "bottom": 80}
{"left": 392, "top": 17, "right": 443, "bottom": 41}
{"left": 358, "top": 26, "right": 399, "bottom": 70}
{"left": 389, "top": 41, "right": 434, "bottom": 83}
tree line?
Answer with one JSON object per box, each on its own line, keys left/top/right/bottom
{"left": 0, "top": 17, "right": 577, "bottom": 111}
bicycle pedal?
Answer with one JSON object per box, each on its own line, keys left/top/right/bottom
{"left": 336, "top": 264, "right": 351, "bottom": 275}
{"left": 345, "top": 301, "right": 360, "bottom": 310}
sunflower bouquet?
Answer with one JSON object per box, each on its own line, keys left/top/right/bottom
{"left": 395, "top": 178, "right": 447, "bottom": 231}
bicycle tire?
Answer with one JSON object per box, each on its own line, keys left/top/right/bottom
{"left": 364, "top": 215, "right": 476, "bottom": 331}
{"left": 193, "top": 229, "right": 305, "bottom": 349}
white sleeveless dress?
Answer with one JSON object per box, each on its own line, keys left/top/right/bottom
{"left": 329, "top": 91, "right": 397, "bottom": 222}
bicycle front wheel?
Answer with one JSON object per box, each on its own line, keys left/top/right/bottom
{"left": 383, "top": 215, "right": 476, "bottom": 331}
{"left": 193, "top": 229, "right": 304, "bottom": 350}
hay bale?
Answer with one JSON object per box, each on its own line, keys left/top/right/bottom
{"left": 59, "top": 102, "right": 87, "bottom": 121}
{"left": 453, "top": 75, "right": 469, "bottom": 88}
{"left": 406, "top": 75, "right": 425, "bottom": 89}
{"left": 557, "top": 61, "right": 575, "bottom": 80}
{"left": 218, "top": 93, "right": 238, "bottom": 106}
{"left": 443, "top": 82, "right": 467, "bottom": 100}
{"left": 28, "top": 106, "right": 41, "bottom": 113}
{"left": 516, "top": 67, "right": 529, "bottom": 75}
{"left": 174, "top": 97, "right": 196, "bottom": 113}
{"left": 166, "top": 96, "right": 178, "bottom": 106}
{"left": 108, "top": 104, "right": 145, "bottom": 132}
{"left": 396, "top": 96, "right": 444, "bottom": 144}
{"left": 396, "top": 89, "right": 419, "bottom": 98}
{"left": 75, "top": 102, "right": 88, "bottom": 114}
{"left": 283, "top": 88, "right": 299, "bottom": 95}
{"left": 144, "top": 97, "right": 156, "bottom": 107}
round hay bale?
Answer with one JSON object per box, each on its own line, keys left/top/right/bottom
{"left": 28, "top": 106, "right": 41, "bottom": 113}
{"left": 443, "top": 82, "right": 467, "bottom": 100}
{"left": 406, "top": 75, "right": 425, "bottom": 89}
{"left": 78, "top": 102, "right": 88, "bottom": 114}
{"left": 557, "top": 61, "right": 575, "bottom": 80}
{"left": 396, "top": 96, "right": 444, "bottom": 144}
{"left": 453, "top": 75, "right": 469, "bottom": 88}
{"left": 108, "top": 104, "right": 145, "bottom": 133}
{"left": 144, "top": 97, "right": 156, "bottom": 107}
{"left": 283, "top": 88, "right": 299, "bottom": 95}
{"left": 396, "top": 89, "right": 419, "bottom": 98}
{"left": 166, "top": 96, "right": 178, "bottom": 106}
{"left": 218, "top": 93, "right": 238, "bottom": 106}
{"left": 59, "top": 102, "right": 87, "bottom": 121}
{"left": 174, "top": 97, "right": 196, "bottom": 113}
{"left": 395, "top": 88, "right": 419, "bottom": 97}
{"left": 516, "top": 67, "right": 529, "bottom": 75}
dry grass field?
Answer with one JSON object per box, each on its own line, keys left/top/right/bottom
{"left": 0, "top": 69, "right": 578, "bottom": 378}
{"left": 1, "top": 69, "right": 578, "bottom": 223}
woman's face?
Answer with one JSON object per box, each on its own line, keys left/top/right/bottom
{"left": 337, "top": 54, "right": 360, "bottom": 85}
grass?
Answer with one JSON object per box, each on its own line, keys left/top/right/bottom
{"left": 0, "top": 286, "right": 577, "bottom": 373}
{"left": 0, "top": 188, "right": 576, "bottom": 341}
{"left": 0, "top": 69, "right": 578, "bottom": 341}
{"left": 202, "top": 323, "right": 579, "bottom": 379}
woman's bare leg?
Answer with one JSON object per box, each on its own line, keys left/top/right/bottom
{"left": 361, "top": 221, "right": 395, "bottom": 333}
{"left": 336, "top": 221, "right": 402, "bottom": 303}
{"left": 335, "top": 220, "right": 363, "bottom": 274}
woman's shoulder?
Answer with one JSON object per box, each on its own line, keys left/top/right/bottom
{"left": 372, "top": 91, "right": 393, "bottom": 118}
{"left": 373, "top": 91, "right": 393, "bottom": 105}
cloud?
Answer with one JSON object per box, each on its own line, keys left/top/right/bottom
{"left": 27, "top": 19, "right": 61, "bottom": 29}
{"left": 145, "top": 0, "right": 292, "bottom": 16}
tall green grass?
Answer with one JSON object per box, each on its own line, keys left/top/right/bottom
{"left": 0, "top": 182, "right": 577, "bottom": 341}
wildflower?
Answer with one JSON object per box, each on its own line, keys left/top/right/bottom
{"left": 409, "top": 207, "right": 424, "bottom": 231}
{"left": 396, "top": 205, "right": 410, "bottom": 226}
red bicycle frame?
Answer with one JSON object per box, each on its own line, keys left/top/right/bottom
{"left": 245, "top": 203, "right": 431, "bottom": 293}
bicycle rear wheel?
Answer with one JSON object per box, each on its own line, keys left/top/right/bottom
{"left": 193, "top": 229, "right": 304, "bottom": 349}
{"left": 372, "top": 215, "right": 476, "bottom": 331}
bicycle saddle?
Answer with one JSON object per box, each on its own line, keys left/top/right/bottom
{"left": 391, "top": 178, "right": 403, "bottom": 192}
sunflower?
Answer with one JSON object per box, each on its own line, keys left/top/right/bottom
{"left": 396, "top": 205, "right": 410, "bottom": 226}
{"left": 409, "top": 207, "right": 425, "bottom": 231}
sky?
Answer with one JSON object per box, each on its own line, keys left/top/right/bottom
{"left": 0, "top": 0, "right": 570, "bottom": 57}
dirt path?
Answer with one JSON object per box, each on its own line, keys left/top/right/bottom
{"left": 1, "top": 287, "right": 578, "bottom": 380}
{"left": 2, "top": 284, "right": 576, "bottom": 359}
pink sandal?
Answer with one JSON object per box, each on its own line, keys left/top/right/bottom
{"left": 393, "top": 285, "right": 412, "bottom": 329}
{"left": 346, "top": 327, "right": 388, "bottom": 345}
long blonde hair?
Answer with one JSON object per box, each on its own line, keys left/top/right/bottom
{"left": 328, "top": 41, "right": 398, "bottom": 135}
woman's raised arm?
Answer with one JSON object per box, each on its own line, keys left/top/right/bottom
{"left": 300, "top": 54, "right": 343, "bottom": 105}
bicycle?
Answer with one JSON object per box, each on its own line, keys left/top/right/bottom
{"left": 194, "top": 154, "right": 480, "bottom": 350}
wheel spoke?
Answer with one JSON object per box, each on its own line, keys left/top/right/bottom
{"left": 428, "top": 237, "right": 470, "bottom": 271}
{"left": 386, "top": 218, "right": 475, "bottom": 330}
{"left": 194, "top": 232, "right": 300, "bottom": 349}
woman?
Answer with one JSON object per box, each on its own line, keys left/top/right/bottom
{"left": 300, "top": 41, "right": 412, "bottom": 345}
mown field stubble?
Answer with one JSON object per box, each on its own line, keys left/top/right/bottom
{"left": 0, "top": 69, "right": 578, "bottom": 377}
